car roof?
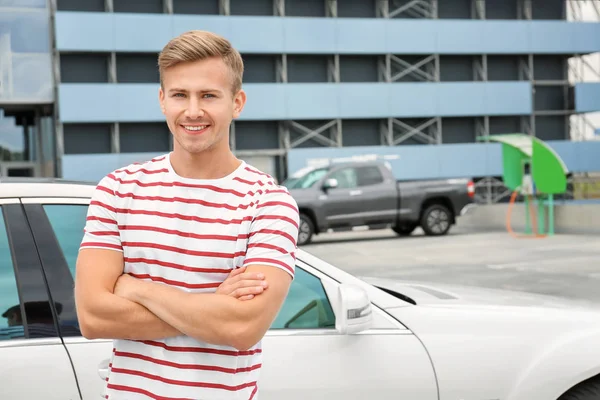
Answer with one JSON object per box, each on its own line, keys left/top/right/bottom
{"left": 0, "top": 177, "right": 96, "bottom": 198}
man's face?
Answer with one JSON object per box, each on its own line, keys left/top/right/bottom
{"left": 159, "top": 57, "right": 246, "bottom": 156}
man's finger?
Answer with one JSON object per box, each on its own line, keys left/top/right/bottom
{"left": 224, "top": 272, "right": 265, "bottom": 286}
{"left": 230, "top": 279, "right": 269, "bottom": 291}
{"left": 232, "top": 286, "right": 265, "bottom": 298}
{"left": 228, "top": 266, "right": 246, "bottom": 278}
{"left": 238, "top": 294, "right": 254, "bottom": 301}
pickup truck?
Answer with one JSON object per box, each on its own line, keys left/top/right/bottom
{"left": 283, "top": 161, "right": 476, "bottom": 245}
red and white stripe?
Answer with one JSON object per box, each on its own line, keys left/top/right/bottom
{"left": 81, "top": 154, "right": 299, "bottom": 399}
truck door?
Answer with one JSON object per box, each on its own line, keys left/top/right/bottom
{"left": 321, "top": 167, "right": 364, "bottom": 229}
{"left": 354, "top": 166, "right": 398, "bottom": 226}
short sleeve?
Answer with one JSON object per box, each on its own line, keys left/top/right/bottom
{"left": 79, "top": 174, "right": 123, "bottom": 252}
{"left": 243, "top": 190, "right": 299, "bottom": 278}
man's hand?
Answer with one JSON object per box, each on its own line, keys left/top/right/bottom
{"left": 216, "top": 266, "right": 268, "bottom": 301}
{"left": 113, "top": 266, "right": 268, "bottom": 303}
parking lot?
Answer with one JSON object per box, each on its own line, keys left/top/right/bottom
{"left": 302, "top": 227, "right": 600, "bottom": 303}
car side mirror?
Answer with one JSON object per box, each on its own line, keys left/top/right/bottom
{"left": 323, "top": 178, "right": 338, "bottom": 190}
{"left": 335, "top": 284, "right": 373, "bottom": 334}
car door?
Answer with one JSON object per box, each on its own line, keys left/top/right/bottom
{"left": 259, "top": 261, "right": 438, "bottom": 400}
{"left": 354, "top": 165, "right": 398, "bottom": 226}
{"left": 21, "top": 197, "right": 114, "bottom": 400}
{"left": 321, "top": 166, "right": 364, "bottom": 229}
{"left": 29, "top": 197, "right": 438, "bottom": 400}
{"left": 0, "top": 199, "right": 81, "bottom": 400}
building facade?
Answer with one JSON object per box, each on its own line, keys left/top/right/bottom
{"left": 1, "top": 0, "right": 600, "bottom": 202}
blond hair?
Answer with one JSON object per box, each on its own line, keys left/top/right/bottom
{"left": 158, "top": 30, "right": 244, "bottom": 94}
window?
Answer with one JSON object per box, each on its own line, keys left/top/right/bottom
{"left": 356, "top": 166, "right": 384, "bottom": 186}
{"left": 0, "top": 209, "right": 24, "bottom": 340}
{"left": 63, "top": 123, "right": 112, "bottom": 154}
{"left": 271, "top": 267, "right": 335, "bottom": 330}
{"left": 43, "top": 205, "right": 89, "bottom": 277}
{"left": 328, "top": 168, "right": 358, "bottom": 189}
{"left": 119, "top": 123, "right": 170, "bottom": 153}
{"left": 285, "top": 167, "right": 329, "bottom": 189}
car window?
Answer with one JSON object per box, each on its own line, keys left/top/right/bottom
{"left": 43, "top": 205, "right": 88, "bottom": 277}
{"left": 356, "top": 166, "right": 384, "bottom": 186}
{"left": 0, "top": 208, "right": 25, "bottom": 340}
{"left": 328, "top": 168, "right": 358, "bottom": 189}
{"left": 271, "top": 267, "right": 336, "bottom": 330}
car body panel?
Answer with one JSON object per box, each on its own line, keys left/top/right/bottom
{"left": 259, "top": 331, "right": 438, "bottom": 400}
{"left": 366, "top": 277, "right": 600, "bottom": 400}
{"left": 0, "top": 339, "right": 81, "bottom": 399}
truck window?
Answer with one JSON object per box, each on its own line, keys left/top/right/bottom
{"left": 356, "top": 166, "right": 384, "bottom": 186}
{"left": 328, "top": 168, "right": 358, "bottom": 189}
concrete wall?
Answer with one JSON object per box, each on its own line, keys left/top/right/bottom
{"left": 457, "top": 202, "right": 600, "bottom": 235}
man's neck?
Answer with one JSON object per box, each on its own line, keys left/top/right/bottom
{"left": 169, "top": 148, "right": 241, "bottom": 180}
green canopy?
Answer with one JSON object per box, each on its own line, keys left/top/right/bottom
{"left": 478, "top": 133, "right": 568, "bottom": 194}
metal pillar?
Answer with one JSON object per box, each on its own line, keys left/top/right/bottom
{"left": 48, "top": 0, "right": 63, "bottom": 177}
{"left": 326, "top": 0, "right": 337, "bottom": 17}
{"left": 517, "top": 0, "right": 532, "bottom": 20}
{"left": 471, "top": 0, "right": 485, "bottom": 19}
{"left": 163, "top": 0, "right": 173, "bottom": 14}
{"left": 219, "top": 0, "right": 230, "bottom": 15}
{"left": 274, "top": 0, "right": 284, "bottom": 16}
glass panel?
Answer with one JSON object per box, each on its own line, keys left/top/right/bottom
{"left": 329, "top": 168, "right": 358, "bottom": 189}
{"left": 357, "top": 166, "right": 384, "bottom": 186}
{"left": 0, "top": 0, "right": 47, "bottom": 8}
{"left": 271, "top": 267, "right": 336, "bottom": 330}
{"left": 43, "top": 205, "right": 89, "bottom": 277}
{"left": 0, "top": 7, "right": 53, "bottom": 103}
{"left": 0, "top": 113, "right": 25, "bottom": 161}
{"left": 0, "top": 208, "right": 25, "bottom": 340}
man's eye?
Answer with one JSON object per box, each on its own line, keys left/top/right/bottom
{"left": 173, "top": 93, "right": 185, "bottom": 98}
{"left": 203, "top": 94, "right": 215, "bottom": 98}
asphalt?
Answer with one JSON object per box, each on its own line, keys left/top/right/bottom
{"left": 301, "top": 227, "right": 600, "bottom": 303}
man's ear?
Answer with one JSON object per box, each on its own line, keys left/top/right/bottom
{"left": 158, "top": 87, "right": 166, "bottom": 115}
{"left": 232, "top": 89, "right": 247, "bottom": 119}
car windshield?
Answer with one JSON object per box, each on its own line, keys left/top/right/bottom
{"left": 284, "top": 167, "right": 329, "bottom": 189}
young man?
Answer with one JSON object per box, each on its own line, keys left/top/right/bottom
{"left": 74, "top": 30, "right": 299, "bottom": 399}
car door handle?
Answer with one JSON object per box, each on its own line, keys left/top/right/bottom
{"left": 350, "top": 190, "right": 362, "bottom": 196}
{"left": 98, "top": 359, "right": 110, "bottom": 380}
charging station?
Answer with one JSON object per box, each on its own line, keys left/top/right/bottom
{"left": 477, "top": 133, "right": 569, "bottom": 237}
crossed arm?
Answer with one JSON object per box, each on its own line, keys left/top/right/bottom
{"left": 74, "top": 248, "right": 291, "bottom": 350}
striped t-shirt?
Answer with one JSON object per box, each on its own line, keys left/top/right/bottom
{"left": 80, "top": 153, "right": 299, "bottom": 400}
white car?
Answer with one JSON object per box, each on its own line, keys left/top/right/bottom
{"left": 1, "top": 178, "right": 600, "bottom": 400}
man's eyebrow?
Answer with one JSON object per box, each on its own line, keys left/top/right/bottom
{"left": 168, "top": 88, "right": 223, "bottom": 94}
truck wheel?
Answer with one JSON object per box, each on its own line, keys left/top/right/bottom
{"left": 558, "top": 377, "right": 600, "bottom": 400}
{"left": 392, "top": 224, "right": 417, "bottom": 236}
{"left": 420, "top": 204, "right": 452, "bottom": 236}
{"left": 297, "top": 213, "right": 315, "bottom": 246}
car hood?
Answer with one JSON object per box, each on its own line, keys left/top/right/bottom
{"left": 361, "top": 276, "right": 600, "bottom": 311}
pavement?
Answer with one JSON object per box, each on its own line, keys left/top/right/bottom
{"left": 301, "top": 227, "right": 600, "bottom": 303}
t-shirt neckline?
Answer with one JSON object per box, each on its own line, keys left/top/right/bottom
{"left": 164, "top": 152, "right": 246, "bottom": 184}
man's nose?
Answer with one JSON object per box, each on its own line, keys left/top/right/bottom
{"left": 185, "top": 98, "right": 204, "bottom": 119}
